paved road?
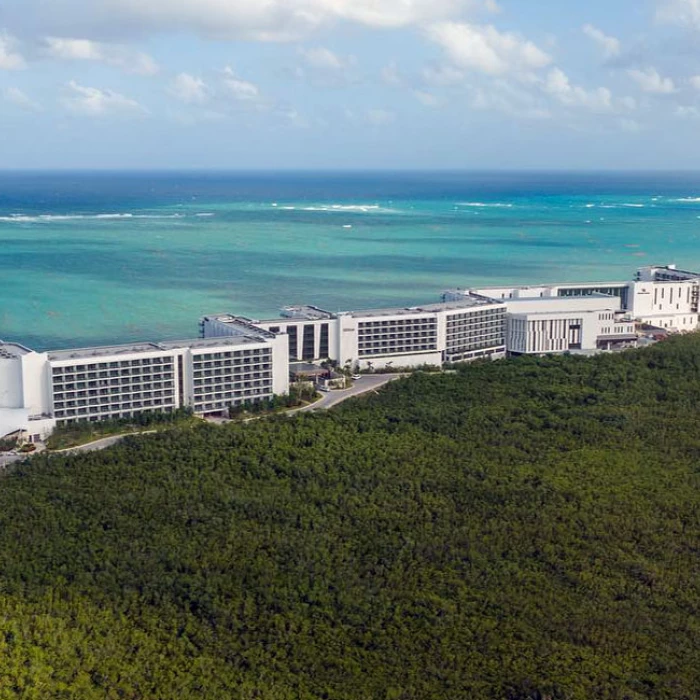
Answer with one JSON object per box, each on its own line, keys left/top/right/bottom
{"left": 294, "top": 374, "right": 402, "bottom": 413}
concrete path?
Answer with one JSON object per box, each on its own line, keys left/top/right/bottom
{"left": 54, "top": 430, "right": 158, "bottom": 455}
{"left": 292, "top": 374, "right": 402, "bottom": 413}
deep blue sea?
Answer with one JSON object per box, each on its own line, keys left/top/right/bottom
{"left": 3, "top": 171, "right": 700, "bottom": 351}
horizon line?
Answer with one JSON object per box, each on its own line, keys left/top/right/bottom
{"left": 2, "top": 167, "right": 700, "bottom": 175}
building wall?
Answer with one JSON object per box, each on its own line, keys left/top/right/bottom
{"left": 504, "top": 296, "right": 622, "bottom": 315}
{"left": 336, "top": 312, "right": 442, "bottom": 369}
{"left": 21, "top": 352, "right": 52, "bottom": 417}
{"left": 0, "top": 358, "right": 23, "bottom": 409}
{"left": 508, "top": 307, "right": 637, "bottom": 355}
{"left": 271, "top": 335, "right": 290, "bottom": 396}
{"left": 442, "top": 305, "right": 506, "bottom": 362}
{"left": 627, "top": 281, "right": 699, "bottom": 329}
{"left": 636, "top": 265, "right": 700, "bottom": 282}
{"left": 356, "top": 351, "right": 444, "bottom": 371}
{"left": 256, "top": 318, "right": 338, "bottom": 363}
{"left": 508, "top": 315, "right": 582, "bottom": 354}
{"left": 508, "top": 311, "right": 606, "bottom": 354}
{"left": 50, "top": 350, "right": 180, "bottom": 425}
{"left": 187, "top": 344, "right": 274, "bottom": 415}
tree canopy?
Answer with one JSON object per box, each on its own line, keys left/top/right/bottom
{"left": 1, "top": 336, "right": 700, "bottom": 698}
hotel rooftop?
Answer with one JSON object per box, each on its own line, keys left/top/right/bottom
{"left": 344, "top": 295, "right": 501, "bottom": 319}
{"left": 0, "top": 342, "right": 33, "bottom": 359}
{"left": 47, "top": 342, "right": 165, "bottom": 361}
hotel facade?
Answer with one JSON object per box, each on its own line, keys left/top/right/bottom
{"left": 202, "top": 294, "right": 508, "bottom": 370}
{"left": 0, "top": 320, "right": 289, "bottom": 442}
{"left": 2, "top": 264, "right": 698, "bottom": 442}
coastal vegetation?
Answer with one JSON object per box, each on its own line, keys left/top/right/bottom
{"left": 228, "top": 386, "right": 320, "bottom": 419}
{"left": 45, "top": 407, "right": 199, "bottom": 450}
{"left": 0, "top": 437, "right": 17, "bottom": 452}
{"left": 2, "top": 335, "right": 700, "bottom": 697}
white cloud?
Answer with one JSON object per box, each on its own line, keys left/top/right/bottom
{"left": 279, "top": 107, "right": 311, "bottom": 129}
{"left": 62, "top": 80, "right": 146, "bottom": 116}
{"left": 414, "top": 90, "right": 439, "bottom": 106}
{"left": 168, "top": 68, "right": 265, "bottom": 113}
{"left": 366, "top": 108, "right": 396, "bottom": 125}
{"left": 582, "top": 24, "right": 620, "bottom": 58}
{"left": 169, "top": 73, "right": 209, "bottom": 104}
{"left": 299, "top": 46, "right": 349, "bottom": 71}
{"left": 689, "top": 75, "right": 700, "bottom": 89}
{"left": 44, "top": 37, "right": 158, "bottom": 75}
{"left": 24, "top": 0, "right": 478, "bottom": 42}
{"left": 543, "top": 67, "right": 616, "bottom": 112}
{"left": 3, "top": 87, "right": 40, "bottom": 111}
{"left": 346, "top": 108, "right": 396, "bottom": 126}
{"left": 627, "top": 67, "right": 676, "bottom": 94}
{"left": 657, "top": 0, "right": 700, "bottom": 29}
{"left": 168, "top": 107, "right": 227, "bottom": 126}
{"left": 426, "top": 22, "right": 551, "bottom": 76}
{"left": 619, "top": 118, "right": 643, "bottom": 132}
{"left": 221, "top": 66, "right": 261, "bottom": 102}
{"left": 676, "top": 104, "right": 700, "bottom": 117}
{"left": 381, "top": 61, "right": 403, "bottom": 86}
{"left": 0, "top": 33, "right": 25, "bottom": 70}
{"left": 541, "top": 68, "right": 636, "bottom": 115}
{"left": 470, "top": 82, "right": 551, "bottom": 119}
{"left": 422, "top": 63, "right": 466, "bottom": 86}
{"left": 296, "top": 46, "right": 357, "bottom": 85}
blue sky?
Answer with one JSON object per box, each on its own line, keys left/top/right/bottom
{"left": 1, "top": 0, "right": 700, "bottom": 169}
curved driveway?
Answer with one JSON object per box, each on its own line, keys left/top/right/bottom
{"left": 293, "top": 374, "right": 402, "bottom": 413}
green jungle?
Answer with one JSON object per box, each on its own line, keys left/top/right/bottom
{"left": 1, "top": 334, "right": 700, "bottom": 699}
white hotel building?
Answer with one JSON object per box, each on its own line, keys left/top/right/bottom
{"left": 444, "top": 264, "right": 700, "bottom": 354}
{"left": 2, "top": 263, "right": 697, "bottom": 442}
{"left": 202, "top": 294, "right": 508, "bottom": 371}
{"left": 0, "top": 320, "right": 289, "bottom": 442}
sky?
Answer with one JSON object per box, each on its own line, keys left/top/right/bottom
{"left": 1, "top": 0, "right": 700, "bottom": 169}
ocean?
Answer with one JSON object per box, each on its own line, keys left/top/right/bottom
{"left": 2, "top": 170, "right": 700, "bottom": 351}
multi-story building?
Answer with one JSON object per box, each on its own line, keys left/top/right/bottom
{"left": 452, "top": 264, "right": 700, "bottom": 335}
{"left": 5, "top": 263, "right": 696, "bottom": 442}
{"left": 203, "top": 295, "right": 507, "bottom": 371}
{"left": 444, "top": 290, "right": 638, "bottom": 355}
{"left": 0, "top": 342, "right": 55, "bottom": 443}
{"left": 48, "top": 343, "right": 180, "bottom": 424}
{"left": 0, "top": 320, "right": 289, "bottom": 440}
{"left": 627, "top": 265, "right": 700, "bottom": 330}
{"left": 161, "top": 334, "right": 288, "bottom": 415}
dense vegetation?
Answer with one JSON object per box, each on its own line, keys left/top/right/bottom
{"left": 46, "top": 407, "right": 198, "bottom": 450}
{"left": 228, "top": 386, "right": 320, "bottom": 419}
{"left": 2, "top": 336, "right": 700, "bottom": 698}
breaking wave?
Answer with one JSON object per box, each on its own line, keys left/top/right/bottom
{"left": 273, "top": 203, "right": 395, "bottom": 214}
{"left": 0, "top": 213, "right": 187, "bottom": 223}
{"left": 458, "top": 202, "right": 514, "bottom": 208}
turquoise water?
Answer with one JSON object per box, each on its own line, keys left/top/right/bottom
{"left": 3, "top": 171, "right": 700, "bottom": 350}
